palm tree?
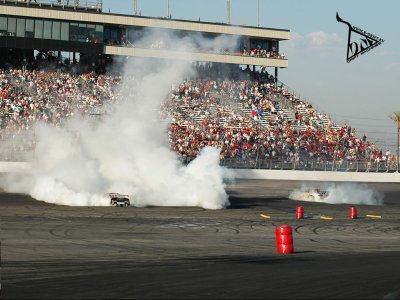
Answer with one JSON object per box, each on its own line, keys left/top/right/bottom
{"left": 389, "top": 112, "right": 400, "bottom": 172}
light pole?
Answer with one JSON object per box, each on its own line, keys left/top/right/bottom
{"left": 226, "top": 0, "right": 231, "bottom": 24}
{"left": 257, "top": 0, "right": 260, "bottom": 27}
{"left": 388, "top": 112, "right": 400, "bottom": 173}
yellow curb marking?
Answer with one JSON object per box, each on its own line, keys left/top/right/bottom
{"left": 366, "top": 214, "right": 382, "bottom": 219}
{"left": 260, "top": 214, "right": 271, "bottom": 219}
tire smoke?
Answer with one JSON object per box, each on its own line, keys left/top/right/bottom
{"left": 0, "top": 29, "right": 239, "bottom": 209}
{"left": 289, "top": 183, "right": 384, "bottom": 205}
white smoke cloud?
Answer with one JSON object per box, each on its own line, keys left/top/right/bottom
{"left": 289, "top": 183, "right": 384, "bottom": 205}
{"left": 0, "top": 29, "right": 237, "bottom": 209}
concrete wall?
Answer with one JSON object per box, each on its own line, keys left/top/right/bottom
{"left": 1, "top": 162, "right": 399, "bottom": 183}
{"left": 231, "top": 169, "right": 400, "bottom": 183}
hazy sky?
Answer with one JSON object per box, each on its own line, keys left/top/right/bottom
{"left": 101, "top": 0, "right": 400, "bottom": 153}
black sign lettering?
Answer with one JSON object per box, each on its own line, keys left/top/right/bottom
{"left": 337, "top": 12, "right": 384, "bottom": 63}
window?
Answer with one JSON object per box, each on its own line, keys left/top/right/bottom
{"left": 86, "top": 24, "right": 95, "bottom": 42}
{"left": 25, "top": 19, "right": 34, "bottom": 38}
{"left": 69, "top": 23, "right": 79, "bottom": 41}
{"left": 110, "top": 29, "right": 119, "bottom": 44}
{"left": 16, "top": 18, "right": 25, "bottom": 37}
{"left": 250, "top": 39, "right": 267, "bottom": 51}
{"left": 52, "top": 21, "right": 60, "bottom": 40}
{"left": 0, "top": 16, "right": 7, "bottom": 36}
{"left": 7, "top": 17, "right": 16, "bottom": 37}
{"left": 43, "top": 20, "right": 52, "bottom": 39}
{"left": 34, "top": 19, "right": 43, "bottom": 38}
{"left": 95, "top": 24, "right": 103, "bottom": 42}
{"left": 61, "top": 22, "right": 69, "bottom": 40}
{"left": 78, "top": 23, "right": 86, "bottom": 42}
{"left": 238, "top": 38, "right": 246, "bottom": 53}
{"left": 104, "top": 28, "right": 110, "bottom": 43}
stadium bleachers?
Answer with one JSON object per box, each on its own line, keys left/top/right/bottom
{"left": 0, "top": 67, "right": 396, "bottom": 171}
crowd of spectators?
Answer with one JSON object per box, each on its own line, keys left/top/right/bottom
{"left": 0, "top": 68, "right": 122, "bottom": 158}
{"left": 163, "top": 77, "right": 392, "bottom": 170}
{"left": 243, "top": 47, "right": 285, "bottom": 59}
{"left": 0, "top": 66, "right": 394, "bottom": 171}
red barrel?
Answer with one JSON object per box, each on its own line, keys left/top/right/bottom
{"left": 275, "top": 225, "right": 294, "bottom": 254}
{"left": 296, "top": 206, "right": 304, "bottom": 219}
{"left": 350, "top": 207, "right": 357, "bottom": 219}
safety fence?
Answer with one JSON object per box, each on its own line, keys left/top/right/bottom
{"left": 1, "top": 148, "right": 398, "bottom": 173}
{"left": 182, "top": 156, "right": 399, "bottom": 173}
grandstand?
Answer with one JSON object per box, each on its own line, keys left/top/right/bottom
{"left": 0, "top": 0, "right": 288, "bottom": 73}
{"left": 0, "top": 1, "right": 396, "bottom": 173}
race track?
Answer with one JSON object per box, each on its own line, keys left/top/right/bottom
{"left": 1, "top": 180, "right": 400, "bottom": 299}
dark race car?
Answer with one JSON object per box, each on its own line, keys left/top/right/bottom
{"left": 107, "top": 193, "right": 130, "bottom": 207}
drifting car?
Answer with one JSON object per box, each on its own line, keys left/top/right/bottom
{"left": 292, "top": 188, "right": 329, "bottom": 202}
{"left": 304, "top": 188, "right": 329, "bottom": 201}
{"left": 107, "top": 193, "right": 130, "bottom": 207}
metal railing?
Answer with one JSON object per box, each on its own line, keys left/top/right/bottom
{"left": 275, "top": 79, "right": 340, "bottom": 127}
{"left": 2, "top": 150, "right": 397, "bottom": 173}
{"left": 1, "top": 0, "right": 102, "bottom": 11}
{"left": 177, "top": 155, "right": 398, "bottom": 173}
{"left": 1, "top": 136, "right": 396, "bottom": 173}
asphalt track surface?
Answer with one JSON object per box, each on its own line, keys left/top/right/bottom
{"left": 1, "top": 180, "right": 400, "bottom": 299}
